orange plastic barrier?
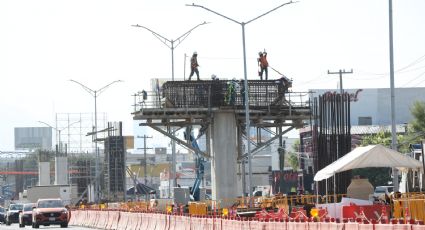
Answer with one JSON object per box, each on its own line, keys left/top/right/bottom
{"left": 79, "top": 210, "right": 89, "bottom": 227}
{"left": 136, "top": 212, "right": 144, "bottom": 230}
{"left": 308, "top": 222, "right": 316, "bottom": 229}
{"left": 344, "top": 222, "right": 359, "bottom": 230}
{"left": 221, "top": 218, "right": 232, "bottom": 230}
{"left": 85, "top": 210, "right": 98, "bottom": 227}
{"left": 69, "top": 209, "right": 425, "bottom": 230}
{"left": 413, "top": 225, "right": 425, "bottom": 230}
{"left": 95, "top": 210, "right": 109, "bottom": 229}
{"left": 358, "top": 223, "right": 374, "bottom": 230}
{"left": 149, "top": 213, "right": 159, "bottom": 230}
{"left": 105, "top": 210, "right": 120, "bottom": 230}
{"left": 274, "top": 220, "right": 287, "bottom": 230}
{"left": 375, "top": 224, "right": 394, "bottom": 230}
{"left": 320, "top": 222, "right": 344, "bottom": 230}
{"left": 289, "top": 221, "right": 308, "bottom": 230}
{"left": 116, "top": 211, "right": 130, "bottom": 230}
{"left": 156, "top": 213, "right": 168, "bottom": 230}
{"left": 125, "top": 212, "right": 139, "bottom": 230}
{"left": 251, "top": 220, "right": 269, "bottom": 230}
{"left": 68, "top": 210, "right": 78, "bottom": 226}
{"left": 140, "top": 213, "right": 152, "bottom": 230}
{"left": 393, "top": 224, "right": 412, "bottom": 230}
{"left": 205, "top": 217, "right": 215, "bottom": 230}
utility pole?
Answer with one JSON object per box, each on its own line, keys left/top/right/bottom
{"left": 137, "top": 135, "right": 153, "bottom": 185}
{"left": 388, "top": 0, "right": 398, "bottom": 192}
{"left": 327, "top": 69, "right": 353, "bottom": 95}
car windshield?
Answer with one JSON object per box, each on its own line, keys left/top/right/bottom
{"left": 9, "top": 204, "right": 23, "bottom": 210}
{"left": 24, "top": 204, "right": 34, "bottom": 211}
{"left": 38, "top": 200, "right": 64, "bottom": 208}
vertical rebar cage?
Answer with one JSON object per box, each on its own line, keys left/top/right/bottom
{"left": 161, "top": 79, "right": 291, "bottom": 108}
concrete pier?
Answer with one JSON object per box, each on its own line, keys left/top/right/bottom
{"left": 211, "top": 112, "right": 238, "bottom": 203}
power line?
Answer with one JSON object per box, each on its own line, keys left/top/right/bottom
{"left": 327, "top": 69, "right": 354, "bottom": 95}
{"left": 137, "top": 135, "right": 153, "bottom": 186}
{"left": 401, "top": 70, "right": 425, "bottom": 87}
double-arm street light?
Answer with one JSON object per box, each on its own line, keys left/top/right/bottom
{"left": 132, "top": 21, "right": 208, "bottom": 81}
{"left": 132, "top": 22, "right": 208, "bottom": 195}
{"left": 38, "top": 120, "right": 81, "bottom": 153}
{"left": 186, "top": 1, "right": 296, "bottom": 202}
{"left": 70, "top": 79, "right": 123, "bottom": 203}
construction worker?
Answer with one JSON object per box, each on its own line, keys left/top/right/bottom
{"left": 225, "top": 78, "right": 240, "bottom": 105}
{"left": 140, "top": 90, "right": 147, "bottom": 107}
{"left": 188, "top": 51, "right": 200, "bottom": 81}
{"left": 258, "top": 51, "right": 269, "bottom": 80}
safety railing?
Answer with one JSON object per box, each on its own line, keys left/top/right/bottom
{"left": 132, "top": 80, "right": 311, "bottom": 111}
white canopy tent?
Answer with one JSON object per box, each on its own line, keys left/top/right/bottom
{"left": 314, "top": 144, "right": 423, "bottom": 182}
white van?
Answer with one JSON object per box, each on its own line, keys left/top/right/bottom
{"left": 373, "top": 186, "right": 394, "bottom": 199}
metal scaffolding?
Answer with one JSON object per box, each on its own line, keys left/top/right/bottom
{"left": 103, "top": 122, "right": 126, "bottom": 202}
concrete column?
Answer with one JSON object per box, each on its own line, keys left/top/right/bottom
{"left": 55, "top": 157, "right": 68, "bottom": 185}
{"left": 211, "top": 112, "right": 238, "bottom": 205}
{"left": 38, "top": 162, "right": 50, "bottom": 186}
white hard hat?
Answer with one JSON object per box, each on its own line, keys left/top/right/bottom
{"left": 193, "top": 51, "right": 197, "bottom": 55}
{"left": 211, "top": 74, "right": 216, "bottom": 79}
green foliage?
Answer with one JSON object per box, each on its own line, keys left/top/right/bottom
{"left": 360, "top": 131, "right": 409, "bottom": 153}
{"left": 287, "top": 152, "right": 299, "bottom": 171}
{"left": 286, "top": 139, "right": 301, "bottom": 171}
{"left": 292, "top": 139, "right": 300, "bottom": 152}
{"left": 352, "top": 168, "right": 391, "bottom": 187}
{"left": 350, "top": 100, "right": 425, "bottom": 187}
{"left": 410, "top": 101, "right": 425, "bottom": 133}
{"left": 357, "top": 131, "right": 409, "bottom": 187}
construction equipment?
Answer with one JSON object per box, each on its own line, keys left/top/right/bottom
{"left": 184, "top": 127, "right": 205, "bottom": 201}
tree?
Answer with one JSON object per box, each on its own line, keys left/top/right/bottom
{"left": 406, "top": 101, "right": 425, "bottom": 145}
{"left": 410, "top": 101, "right": 425, "bottom": 133}
{"left": 287, "top": 153, "right": 299, "bottom": 171}
{"left": 286, "top": 139, "right": 300, "bottom": 171}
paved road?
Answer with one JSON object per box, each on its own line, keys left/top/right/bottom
{"left": 0, "top": 223, "right": 92, "bottom": 230}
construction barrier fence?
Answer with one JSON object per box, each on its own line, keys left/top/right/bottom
{"left": 70, "top": 209, "right": 425, "bottom": 230}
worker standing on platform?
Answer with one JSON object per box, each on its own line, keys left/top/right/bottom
{"left": 258, "top": 51, "right": 269, "bottom": 80}
{"left": 188, "top": 51, "right": 200, "bottom": 81}
{"left": 225, "top": 78, "right": 240, "bottom": 105}
{"left": 240, "top": 80, "right": 245, "bottom": 105}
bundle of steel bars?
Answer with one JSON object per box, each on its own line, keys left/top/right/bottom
{"left": 314, "top": 92, "right": 352, "bottom": 195}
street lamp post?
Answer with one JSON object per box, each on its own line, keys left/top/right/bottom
{"left": 187, "top": 1, "right": 296, "bottom": 204}
{"left": 131, "top": 22, "right": 208, "bottom": 81}
{"left": 132, "top": 22, "right": 208, "bottom": 195}
{"left": 38, "top": 120, "right": 81, "bottom": 152}
{"left": 388, "top": 0, "right": 398, "bottom": 192}
{"left": 70, "top": 79, "right": 122, "bottom": 203}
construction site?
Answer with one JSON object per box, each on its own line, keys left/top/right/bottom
{"left": 132, "top": 78, "right": 311, "bottom": 203}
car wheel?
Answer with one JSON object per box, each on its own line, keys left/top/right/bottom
{"left": 60, "top": 222, "right": 68, "bottom": 228}
{"left": 32, "top": 222, "right": 39, "bottom": 228}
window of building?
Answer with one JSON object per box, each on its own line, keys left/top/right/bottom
{"left": 358, "top": 116, "right": 372, "bottom": 125}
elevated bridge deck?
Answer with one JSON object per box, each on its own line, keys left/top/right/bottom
{"left": 133, "top": 80, "right": 311, "bottom": 126}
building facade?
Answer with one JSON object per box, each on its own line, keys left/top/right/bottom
{"left": 310, "top": 87, "right": 425, "bottom": 126}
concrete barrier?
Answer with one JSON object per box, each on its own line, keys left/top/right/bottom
{"left": 70, "top": 210, "right": 425, "bottom": 230}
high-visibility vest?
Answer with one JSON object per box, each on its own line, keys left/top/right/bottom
{"left": 259, "top": 56, "right": 268, "bottom": 68}
{"left": 191, "top": 56, "right": 199, "bottom": 68}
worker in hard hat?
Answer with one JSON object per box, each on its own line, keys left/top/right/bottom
{"left": 258, "top": 51, "right": 269, "bottom": 80}
{"left": 188, "top": 51, "right": 200, "bottom": 81}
